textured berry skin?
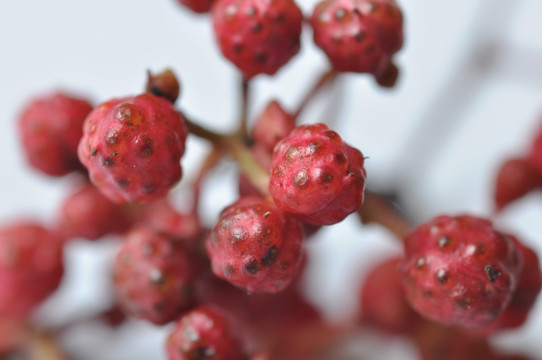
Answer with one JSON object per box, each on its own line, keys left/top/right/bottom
{"left": 57, "top": 182, "right": 133, "bottom": 241}
{"left": 78, "top": 93, "right": 187, "bottom": 204}
{"left": 476, "top": 237, "right": 542, "bottom": 334}
{"left": 113, "top": 227, "right": 200, "bottom": 325}
{"left": 251, "top": 100, "right": 296, "bottom": 151}
{"left": 310, "top": 0, "right": 403, "bottom": 75}
{"left": 206, "top": 196, "right": 304, "bottom": 294}
{"left": 360, "top": 257, "right": 420, "bottom": 335}
{"left": 269, "top": 123, "right": 366, "bottom": 225}
{"left": 400, "top": 215, "right": 523, "bottom": 328}
{"left": 18, "top": 92, "right": 93, "bottom": 176}
{"left": 494, "top": 158, "right": 541, "bottom": 211}
{"left": 212, "top": 0, "right": 303, "bottom": 79}
{"left": 176, "top": 0, "right": 215, "bottom": 13}
{"left": 0, "top": 223, "right": 64, "bottom": 319}
{"left": 166, "top": 306, "right": 246, "bottom": 360}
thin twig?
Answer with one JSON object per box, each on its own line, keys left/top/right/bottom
{"left": 357, "top": 191, "right": 412, "bottom": 240}
{"left": 238, "top": 78, "right": 251, "bottom": 140}
{"left": 293, "top": 68, "right": 338, "bottom": 119}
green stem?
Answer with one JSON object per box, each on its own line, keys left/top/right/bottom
{"left": 184, "top": 116, "right": 222, "bottom": 143}
{"left": 225, "top": 136, "right": 270, "bottom": 195}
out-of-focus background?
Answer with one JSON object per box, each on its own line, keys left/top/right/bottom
{"left": 1, "top": 0, "right": 542, "bottom": 359}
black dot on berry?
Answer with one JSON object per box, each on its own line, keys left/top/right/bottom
{"left": 243, "top": 258, "right": 260, "bottom": 275}
{"left": 335, "top": 153, "right": 347, "bottom": 164}
{"left": 334, "top": 8, "right": 346, "bottom": 20}
{"left": 275, "top": 12, "right": 286, "bottom": 23}
{"left": 142, "top": 183, "right": 157, "bottom": 194}
{"left": 138, "top": 137, "right": 154, "bottom": 158}
{"left": 91, "top": 149, "right": 97, "bottom": 156}
{"left": 354, "top": 30, "right": 365, "bottom": 42}
{"left": 255, "top": 52, "right": 267, "bottom": 63}
{"left": 353, "top": 8, "right": 362, "bottom": 17}
{"left": 320, "top": 172, "right": 334, "bottom": 184}
{"left": 252, "top": 22, "right": 263, "bottom": 33}
{"left": 246, "top": 6, "right": 256, "bottom": 17}
{"left": 436, "top": 269, "right": 448, "bottom": 284}
{"left": 189, "top": 346, "right": 216, "bottom": 360}
{"left": 233, "top": 42, "right": 244, "bottom": 54}
{"left": 149, "top": 268, "right": 165, "bottom": 285}
{"left": 438, "top": 236, "right": 450, "bottom": 248}
{"left": 261, "top": 245, "right": 279, "bottom": 266}
{"left": 455, "top": 297, "right": 471, "bottom": 309}
{"left": 116, "top": 178, "right": 131, "bottom": 189}
{"left": 100, "top": 156, "right": 115, "bottom": 168}
{"left": 484, "top": 265, "right": 501, "bottom": 283}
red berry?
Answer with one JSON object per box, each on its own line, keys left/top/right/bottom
{"left": 0, "top": 223, "right": 64, "bottom": 319}
{"left": 494, "top": 158, "right": 541, "bottom": 211}
{"left": 476, "top": 237, "right": 542, "bottom": 334}
{"left": 57, "top": 181, "right": 134, "bottom": 241}
{"left": 251, "top": 100, "right": 296, "bottom": 151}
{"left": 18, "top": 91, "right": 93, "bottom": 176}
{"left": 399, "top": 215, "right": 523, "bottom": 328}
{"left": 206, "top": 196, "right": 304, "bottom": 294}
{"left": 359, "top": 257, "right": 420, "bottom": 335}
{"left": 310, "top": 0, "right": 403, "bottom": 75}
{"left": 175, "top": 0, "right": 215, "bottom": 13}
{"left": 166, "top": 306, "right": 246, "bottom": 360}
{"left": 113, "top": 227, "right": 200, "bottom": 325}
{"left": 78, "top": 93, "right": 188, "bottom": 204}
{"left": 212, "top": 0, "right": 303, "bottom": 79}
{"left": 269, "top": 123, "right": 366, "bottom": 225}
{"left": 141, "top": 200, "right": 203, "bottom": 250}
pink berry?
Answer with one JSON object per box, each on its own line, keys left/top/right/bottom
{"left": 206, "top": 196, "right": 304, "bottom": 294}
{"left": 399, "top": 215, "right": 523, "bottom": 328}
{"left": 175, "top": 0, "right": 215, "bottom": 13}
{"left": 476, "top": 237, "right": 542, "bottom": 334}
{"left": 0, "top": 222, "right": 64, "bottom": 319}
{"left": 269, "top": 123, "right": 366, "bottom": 226}
{"left": 251, "top": 100, "right": 296, "bottom": 151}
{"left": 360, "top": 257, "right": 420, "bottom": 335}
{"left": 18, "top": 91, "right": 93, "bottom": 176}
{"left": 166, "top": 306, "right": 246, "bottom": 360}
{"left": 57, "top": 181, "right": 134, "bottom": 241}
{"left": 113, "top": 227, "right": 200, "bottom": 325}
{"left": 494, "top": 158, "right": 541, "bottom": 211}
{"left": 78, "top": 93, "right": 188, "bottom": 204}
{"left": 310, "top": 0, "right": 403, "bottom": 76}
{"left": 212, "top": 0, "right": 303, "bottom": 79}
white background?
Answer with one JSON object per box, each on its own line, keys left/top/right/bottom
{"left": 1, "top": 0, "right": 542, "bottom": 359}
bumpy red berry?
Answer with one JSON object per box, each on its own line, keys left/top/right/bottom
{"left": 360, "top": 257, "right": 420, "bottom": 335}
{"left": 113, "top": 227, "right": 200, "bottom": 325}
{"left": 251, "top": 100, "right": 296, "bottom": 151}
{"left": 212, "top": 0, "right": 303, "bottom": 79}
{"left": 57, "top": 181, "right": 134, "bottom": 241}
{"left": 206, "top": 196, "right": 304, "bottom": 293}
{"left": 269, "top": 123, "right": 366, "bottom": 226}
{"left": 176, "top": 0, "right": 215, "bottom": 13}
{"left": 400, "top": 215, "right": 523, "bottom": 328}
{"left": 494, "top": 158, "right": 541, "bottom": 211}
{"left": 78, "top": 93, "right": 187, "bottom": 204}
{"left": 166, "top": 306, "right": 246, "bottom": 360}
{"left": 476, "top": 237, "right": 541, "bottom": 334}
{"left": 0, "top": 223, "right": 64, "bottom": 318}
{"left": 142, "top": 199, "right": 203, "bottom": 250}
{"left": 18, "top": 91, "right": 93, "bottom": 176}
{"left": 310, "top": 0, "right": 403, "bottom": 76}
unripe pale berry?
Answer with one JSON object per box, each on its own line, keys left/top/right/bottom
{"left": 18, "top": 91, "right": 93, "bottom": 176}
{"left": 269, "top": 123, "right": 366, "bottom": 225}
{"left": 251, "top": 100, "right": 296, "bottom": 151}
{"left": 78, "top": 93, "right": 187, "bottom": 204}
{"left": 206, "top": 196, "right": 304, "bottom": 294}
{"left": 399, "top": 215, "right": 523, "bottom": 328}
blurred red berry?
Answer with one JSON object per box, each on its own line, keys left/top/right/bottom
{"left": 251, "top": 100, "right": 296, "bottom": 151}
{"left": 494, "top": 158, "right": 541, "bottom": 211}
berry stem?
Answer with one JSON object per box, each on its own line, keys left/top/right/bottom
{"left": 183, "top": 115, "right": 223, "bottom": 143}
{"left": 237, "top": 78, "right": 251, "bottom": 141}
{"left": 24, "top": 330, "right": 66, "bottom": 360}
{"left": 293, "top": 68, "right": 338, "bottom": 119}
{"left": 191, "top": 145, "right": 223, "bottom": 213}
{"left": 357, "top": 191, "right": 412, "bottom": 239}
{"left": 225, "top": 135, "right": 270, "bottom": 195}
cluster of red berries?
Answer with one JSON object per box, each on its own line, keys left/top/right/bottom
{"left": 2, "top": 0, "right": 541, "bottom": 359}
